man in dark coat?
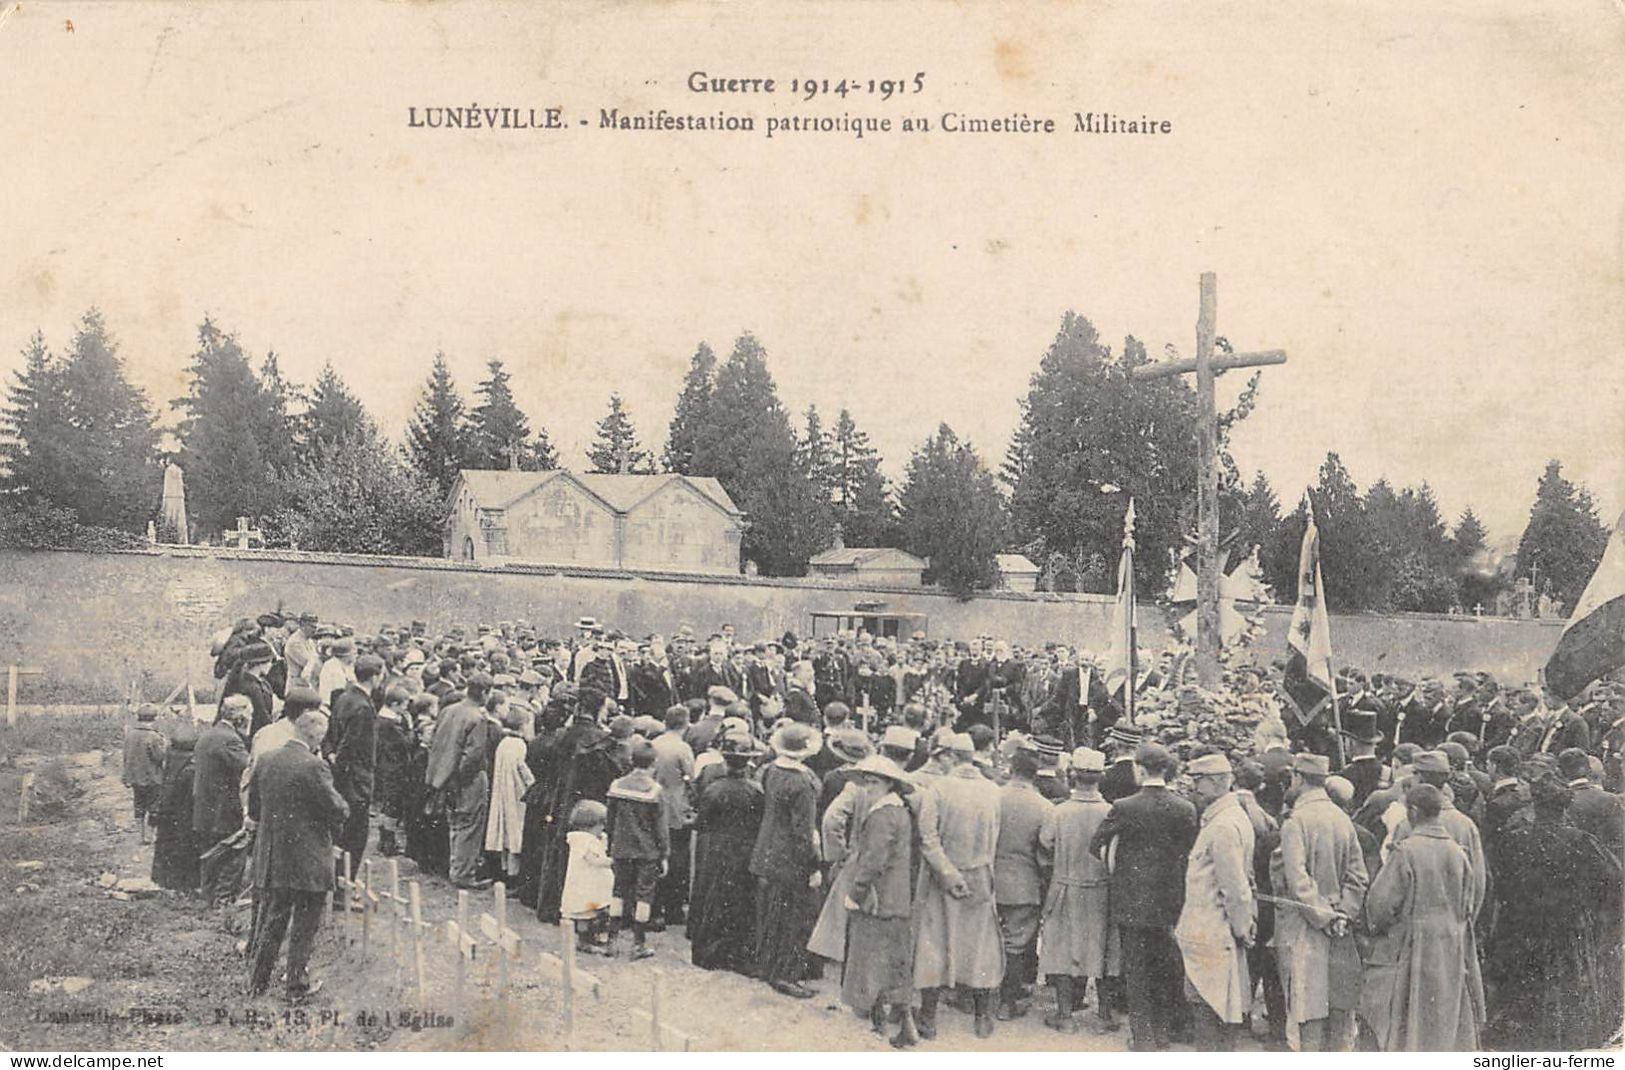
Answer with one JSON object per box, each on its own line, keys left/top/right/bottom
{"left": 783, "top": 661, "right": 820, "bottom": 726}
{"left": 631, "top": 637, "right": 681, "bottom": 718}
{"left": 247, "top": 709, "right": 349, "bottom": 999}
{"left": 689, "top": 640, "right": 745, "bottom": 703}
{"left": 976, "top": 640, "right": 1027, "bottom": 731}
{"left": 535, "top": 688, "right": 623, "bottom": 921}
{"left": 194, "top": 696, "right": 251, "bottom": 901}
{"left": 1559, "top": 747, "right": 1624, "bottom": 861}
{"left": 1099, "top": 725, "right": 1143, "bottom": 803}
{"left": 1035, "top": 647, "right": 1084, "bottom": 748}
{"left": 1335, "top": 710, "right": 1386, "bottom": 810}
{"left": 327, "top": 654, "right": 385, "bottom": 887}
{"left": 1090, "top": 742, "right": 1199, "bottom": 1051}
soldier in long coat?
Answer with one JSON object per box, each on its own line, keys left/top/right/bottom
{"left": 1274, "top": 753, "right": 1369, "bottom": 1052}
{"left": 912, "top": 732, "right": 1005, "bottom": 1039}
{"left": 993, "top": 749, "right": 1052, "bottom": 1020}
{"left": 1359, "top": 784, "right": 1484, "bottom": 1051}
{"left": 1174, "top": 753, "right": 1256, "bottom": 1051}
{"left": 1037, "top": 747, "right": 1119, "bottom": 1034}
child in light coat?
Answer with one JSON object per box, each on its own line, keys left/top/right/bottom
{"left": 560, "top": 800, "right": 615, "bottom": 955}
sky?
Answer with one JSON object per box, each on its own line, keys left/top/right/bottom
{"left": 2, "top": 0, "right": 1621, "bottom": 547}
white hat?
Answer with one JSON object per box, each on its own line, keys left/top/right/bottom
{"left": 1070, "top": 747, "right": 1106, "bottom": 773}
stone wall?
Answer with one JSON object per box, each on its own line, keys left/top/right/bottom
{"left": 0, "top": 547, "right": 1567, "bottom": 703}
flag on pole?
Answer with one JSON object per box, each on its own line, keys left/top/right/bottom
{"left": 1544, "top": 508, "right": 1625, "bottom": 701}
{"left": 1284, "top": 500, "right": 1336, "bottom": 725}
{"left": 1103, "top": 500, "right": 1137, "bottom": 717}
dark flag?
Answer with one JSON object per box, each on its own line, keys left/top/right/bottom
{"left": 1544, "top": 508, "right": 1625, "bottom": 700}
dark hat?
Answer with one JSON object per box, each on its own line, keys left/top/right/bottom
{"left": 283, "top": 686, "right": 322, "bottom": 715}
{"left": 136, "top": 703, "right": 159, "bottom": 721}
{"left": 465, "top": 671, "right": 494, "bottom": 692}
{"left": 256, "top": 612, "right": 285, "bottom": 629}
{"left": 1339, "top": 709, "right": 1383, "bottom": 744}
{"left": 240, "top": 640, "right": 275, "bottom": 666}
{"left": 297, "top": 611, "right": 319, "bottom": 625}
{"left": 1106, "top": 723, "right": 1144, "bottom": 749}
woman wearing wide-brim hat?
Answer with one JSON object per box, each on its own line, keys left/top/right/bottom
{"left": 837, "top": 754, "right": 921, "bottom": 1047}
{"left": 750, "top": 722, "right": 825, "bottom": 998}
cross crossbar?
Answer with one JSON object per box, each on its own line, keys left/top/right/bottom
{"left": 1129, "top": 349, "right": 1287, "bottom": 380}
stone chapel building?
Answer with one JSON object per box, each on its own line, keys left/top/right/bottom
{"left": 444, "top": 469, "right": 744, "bottom": 575}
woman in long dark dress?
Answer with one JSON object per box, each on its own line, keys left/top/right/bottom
{"left": 404, "top": 700, "right": 449, "bottom": 875}
{"left": 1484, "top": 771, "right": 1624, "bottom": 1050}
{"left": 749, "top": 723, "right": 824, "bottom": 997}
{"left": 150, "top": 720, "right": 201, "bottom": 892}
{"left": 535, "top": 689, "right": 622, "bottom": 922}
{"left": 688, "top": 733, "right": 765, "bottom": 973}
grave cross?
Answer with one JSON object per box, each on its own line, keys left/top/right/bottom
{"left": 232, "top": 516, "right": 264, "bottom": 550}
{"left": 1131, "top": 272, "right": 1286, "bottom": 686}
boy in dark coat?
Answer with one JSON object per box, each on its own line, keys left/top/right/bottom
{"left": 606, "top": 740, "right": 668, "bottom": 959}
{"left": 123, "top": 704, "right": 168, "bottom": 844}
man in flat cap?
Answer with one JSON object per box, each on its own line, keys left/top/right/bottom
{"left": 912, "top": 730, "right": 1006, "bottom": 1038}
{"left": 1387, "top": 750, "right": 1486, "bottom": 916}
{"left": 1274, "top": 751, "right": 1368, "bottom": 1051}
{"left": 1174, "top": 751, "right": 1256, "bottom": 1050}
{"left": 1038, "top": 747, "right": 1120, "bottom": 1034}
{"left": 425, "top": 671, "right": 496, "bottom": 890}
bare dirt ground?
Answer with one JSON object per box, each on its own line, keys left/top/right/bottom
{"left": 0, "top": 737, "right": 1161, "bottom": 1053}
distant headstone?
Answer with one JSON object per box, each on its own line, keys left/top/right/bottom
{"left": 232, "top": 516, "right": 264, "bottom": 550}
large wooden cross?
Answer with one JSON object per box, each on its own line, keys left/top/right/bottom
{"left": 1131, "top": 273, "right": 1286, "bottom": 686}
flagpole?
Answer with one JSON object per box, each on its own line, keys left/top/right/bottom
{"left": 1125, "top": 542, "right": 1135, "bottom": 727}
{"left": 1125, "top": 499, "right": 1136, "bottom": 726}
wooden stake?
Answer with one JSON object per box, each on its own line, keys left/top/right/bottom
{"left": 331, "top": 847, "right": 344, "bottom": 915}
{"left": 18, "top": 772, "right": 34, "bottom": 823}
{"left": 341, "top": 850, "right": 354, "bottom": 946}
{"left": 559, "top": 919, "right": 576, "bottom": 1046}
{"left": 408, "top": 880, "right": 428, "bottom": 997}
{"left": 453, "top": 889, "right": 470, "bottom": 1017}
{"left": 360, "top": 859, "right": 373, "bottom": 955}
{"left": 388, "top": 859, "right": 402, "bottom": 984}
{"left": 6, "top": 666, "right": 44, "bottom": 728}
{"left": 650, "top": 970, "right": 662, "bottom": 1050}
{"left": 495, "top": 881, "right": 510, "bottom": 1004}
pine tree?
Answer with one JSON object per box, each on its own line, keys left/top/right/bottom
{"left": 49, "top": 309, "right": 160, "bottom": 530}
{"left": 1452, "top": 507, "right": 1503, "bottom": 612}
{"left": 688, "top": 333, "right": 831, "bottom": 574}
{"left": 799, "top": 405, "right": 837, "bottom": 505}
{"left": 1005, "top": 314, "right": 1235, "bottom": 595}
{"left": 467, "top": 358, "right": 557, "bottom": 470}
{"left": 300, "top": 363, "right": 374, "bottom": 462}
{"left": 406, "top": 352, "right": 469, "bottom": 497}
{"left": 0, "top": 332, "right": 65, "bottom": 501}
{"left": 1515, "top": 460, "right": 1608, "bottom": 611}
{"left": 662, "top": 342, "right": 716, "bottom": 474}
{"left": 586, "top": 393, "right": 654, "bottom": 473}
{"left": 255, "top": 351, "right": 300, "bottom": 477}
{"left": 832, "top": 407, "right": 897, "bottom": 546}
{"left": 172, "top": 317, "right": 279, "bottom": 535}
{"left": 899, "top": 423, "right": 1008, "bottom": 598}
{"left": 1308, "top": 451, "right": 1377, "bottom": 611}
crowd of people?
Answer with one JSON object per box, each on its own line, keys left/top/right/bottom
{"left": 119, "top": 609, "right": 1625, "bottom": 1051}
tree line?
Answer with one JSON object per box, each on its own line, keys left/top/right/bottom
{"left": 0, "top": 307, "right": 1610, "bottom": 610}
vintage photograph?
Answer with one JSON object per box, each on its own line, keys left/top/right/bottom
{"left": 1, "top": 0, "right": 1621, "bottom": 1057}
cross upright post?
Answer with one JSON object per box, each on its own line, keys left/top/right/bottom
{"left": 1131, "top": 273, "right": 1286, "bottom": 686}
